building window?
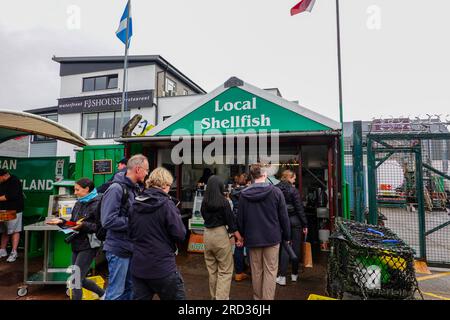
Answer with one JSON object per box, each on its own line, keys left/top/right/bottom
{"left": 82, "top": 111, "right": 130, "bottom": 139}
{"left": 165, "top": 77, "right": 176, "bottom": 96}
{"left": 32, "top": 114, "right": 58, "bottom": 142}
{"left": 97, "top": 112, "right": 115, "bottom": 139}
{"left": 83, "top": 74, "right": 118, "bottom": 92}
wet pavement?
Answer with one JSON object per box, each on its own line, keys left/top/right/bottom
{"left": 1, "top": 245, "right": 449, "bottom": 300}
{"left": 0, "top": 245, "right": 328, "bottom": 300}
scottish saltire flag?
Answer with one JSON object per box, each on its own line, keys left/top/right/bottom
{"left": 116, "top": 0, "right": 133, "bottom": 47}
{"left": 290, "top": 0, "right": 316, "bottom": 16}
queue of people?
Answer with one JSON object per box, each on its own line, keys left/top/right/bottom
{"left": 39, "top": 155, "right": 308, "bottom": 300}
{"left": 201, "top": 164, "right": 308, "bottom": 300}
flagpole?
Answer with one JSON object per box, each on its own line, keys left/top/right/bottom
{"left": 120, "top": 0, "right": 130, "bottom": 137}
{"left": 335, "top": 0, "right": 349, "bottom": 219}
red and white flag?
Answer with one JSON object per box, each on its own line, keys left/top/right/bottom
{"left": 290, "top": 0, "right": 316, "bottom": 16}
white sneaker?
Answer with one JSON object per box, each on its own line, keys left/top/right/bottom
{"left": 0, "top": 249, "right": 7, "bottom": 258}
{"left": 276, "top": 276, "right": 286, "bottom": 286}
{"left": 291, "top": 274, "right": 298, "bottom": 282}
{"left": 6, "top": 251, "right": 18, "bottom": 263}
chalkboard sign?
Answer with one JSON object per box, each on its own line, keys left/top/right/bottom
{"left": 93, "top": 159, "right": 113, "bottom": 175}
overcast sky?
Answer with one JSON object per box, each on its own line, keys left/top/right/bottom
{"left": 1, "top": 0, "right": 449, "bottom": 122}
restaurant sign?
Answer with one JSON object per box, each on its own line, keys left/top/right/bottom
{"left": 58, "top": 90, "right": 153, "bottom": 114}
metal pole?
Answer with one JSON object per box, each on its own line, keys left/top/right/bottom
{"left": 415, "top": 149, "right": 427, "bottom": 260}
{"left": 367, "top": 137, "right": 378, "bottom": 225}
{"left": 335, "top": 0, "right": 348, "bottom": 218}
{"left": 120, "top": 0, "right": 131, "bottom": 136}
{"left": 353, "top": 121, "right": 364, "bottom": 221}
{"left": 24, "top": 230, "right": 29, "bottom": 283}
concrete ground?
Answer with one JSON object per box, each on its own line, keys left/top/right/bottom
{"left": 382, "top": 207, "right": 450, "bottom": 264}
{"left": 1, "top": 244, "right": 449, "bottom": 300}
{"left": 415, "top": 268, "right": 450, "bottom": 300}
{"left": 0, "top": 244, "right": 328, "bottom": 300}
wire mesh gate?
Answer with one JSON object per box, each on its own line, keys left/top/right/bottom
{"left": 367, "top": 133, "right": 450, "bottom": 266}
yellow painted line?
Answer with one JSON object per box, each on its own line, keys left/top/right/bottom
{"left": 421, "top": 292, "right": 450, "bottom": 301}
{"left": 417, "top": 271, "right": 450, "bottom": 282}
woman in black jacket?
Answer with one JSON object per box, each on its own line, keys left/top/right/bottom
{"left": 201, "top": 175, "right": 243, "bottom": 300}
{"left": 47, "top": 178, "right": 105, "bottom": 300}
{"left": 128, "top": 167, "right": 187, "bottom": 300}
{"left": 275, "top": 170, "right": 308, "bottom": 286}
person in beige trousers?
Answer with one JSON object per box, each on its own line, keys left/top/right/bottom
{"left": 237, "top": 163, "right": 291, "bottom": 300}
{"left": 201, "top": 175, "right": 243, "bottom": 300}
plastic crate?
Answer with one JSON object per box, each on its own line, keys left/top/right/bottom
{"left": 69, "top": 275, "right": 105, "bottom": 300}
{"left": 307, "top": 294, "right": 337, "bottom": 300}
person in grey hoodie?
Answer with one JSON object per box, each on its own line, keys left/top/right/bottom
{"left": 237, "top": 163, "right": 291, "bottom": 300}
{"left": 101, "top": 154, "right": 149, "bottom": 300}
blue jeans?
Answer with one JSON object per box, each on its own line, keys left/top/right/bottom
{"left": 105, "top": 251, "right": 133, "bottom": 300}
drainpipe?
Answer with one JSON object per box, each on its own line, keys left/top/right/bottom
{"left": 155, "top": 64, "right": 169, "bottom": 126}
{"left": 155, "top": 70, "right": 164, "bottom": 126}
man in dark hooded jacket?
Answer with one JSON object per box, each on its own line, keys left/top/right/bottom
{"left": 129, "top": 167, "right": 186, "bottom": 300}
{"left": 237, "top": 163, "right": 290, "bottom": 300}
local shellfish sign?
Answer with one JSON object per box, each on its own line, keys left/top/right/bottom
{"left": 200, "top": 97, "right": 271, "bottom": 130}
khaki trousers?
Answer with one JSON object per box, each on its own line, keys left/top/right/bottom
{"left": 203, "top": 226, "right": 234, "bottom": 300}
{"left": 248, "top": 244, "right": 280, "bottom": 300}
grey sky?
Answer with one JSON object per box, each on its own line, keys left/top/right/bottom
{"left": 1, "top": 0, "right": 449, "bottom": 122}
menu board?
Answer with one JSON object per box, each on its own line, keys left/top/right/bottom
{"left": 93, "top": 159, "right": 113, "bottom": 175}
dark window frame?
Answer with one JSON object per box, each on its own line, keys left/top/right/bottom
{"left": 82, "top": 74, "right": 119, "bottom": 92}
{"left": 81, "top": 111, "right": 130, "bottom": 140}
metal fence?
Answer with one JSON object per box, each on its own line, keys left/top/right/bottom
{"left": 344, "top": 118, "right": 450, "bottom": 266}
{"left": 366, "top": 131, "right": 450, "bottom": 266}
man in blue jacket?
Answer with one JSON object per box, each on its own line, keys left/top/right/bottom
{"left": 101, "top": 154, "right": 149, "bottom": 300}
{"left": 237, "top": 163, "right": 290, "bottom": 300}
{"left": 129, "top": 167, "right": 186, "bottom": 300}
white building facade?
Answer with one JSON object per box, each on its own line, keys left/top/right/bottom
{"left": 28, "top": 55, "right": 205, "bottom": 161}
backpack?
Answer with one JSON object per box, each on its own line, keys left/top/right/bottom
{"left": 95, "top": 182, "right": 130, "bottom": 241}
